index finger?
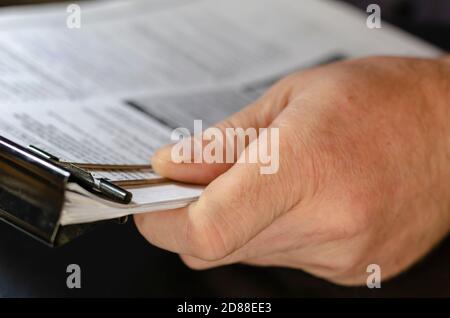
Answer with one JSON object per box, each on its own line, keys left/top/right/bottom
{"left": 135, "top": 137, "right": 288, "bottom": 261}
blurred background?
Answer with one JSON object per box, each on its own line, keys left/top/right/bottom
{"left": 0, "top": 0, "right": 449, "bottom": 298}
{"left": 0, "top": 0, "right": 448, "bottom": 50}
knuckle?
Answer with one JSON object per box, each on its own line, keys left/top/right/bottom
{"left": 268, "top": 72, "right": 298, "bottom": 91}
{"left": 184, "top": 198, "right": 236, "bottom": 261}
{"left": 133, "top": 214, "right": 166, "bottom": 247}
{"left": 215, "top": 118, "right": 234, "bottom": 131}
{"left": 321, "top": 195, "right": 374, "bottom": 275}
{"left": 329, "top": 251, "right": 365, "bottom": 275}
{"left": 317, "top": 188, "right": 375, "bottom": 246}
{"left": 307, "top": 70, "right": 353, "bottom": 96}
{"left": 180, "top": 255, "right": 210, "bottom": 271}
{"left": 334, "top": 194, "right": 374, "bottom": 240}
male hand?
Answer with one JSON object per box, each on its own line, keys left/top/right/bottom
{"left": 135, "top": 56, "right": 450, "bottom": 285}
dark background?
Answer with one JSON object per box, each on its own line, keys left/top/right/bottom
{"left": 0, "top": 0, "right": 449, "bottom": 297}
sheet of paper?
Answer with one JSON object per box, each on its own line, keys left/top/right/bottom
{"left": 0, "top": 99, "right": 171, "bottom": 164}
{"left": 0, "top": 0, "right": 440, "bottom": 103}
{"left": 89, "top": 168, "right": 163, "bottom": 184}
{"left": 0, "top": 53, "right": 345, "bottom": 166}
{"left": 0, "top": 53, "right": 339, "bottom": 167}
{"left": 0, "top": 0, "right": 322, "bottom": 102}
{"left": 129, "top": 55, "right": 346, "bottom": 130}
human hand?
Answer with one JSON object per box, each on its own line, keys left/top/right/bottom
{"left": 135, "top": 56, "right": 450, "bottom": 285}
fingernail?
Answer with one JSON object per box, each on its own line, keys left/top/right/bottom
{"left": 151, "top": 144, "right": 174, "bottom": 173}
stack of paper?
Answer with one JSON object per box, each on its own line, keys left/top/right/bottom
{"left": 62, "top": 183, "right": 203, "bottom": 225}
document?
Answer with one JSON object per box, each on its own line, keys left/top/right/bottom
{"left": 0, "top": 0, "right": 442, "bottom": 225}
{"left": 0, "top": 0, "right": 440, "bottom": 103}
{"left": 0, "top": 99, "right": 171, "bottom": 164}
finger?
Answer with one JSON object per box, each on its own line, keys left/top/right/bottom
{"left": 175, "top": 197, "right": 330, "bottom": 270}
{"left": 135, "top": 167, "right": 279, "bottom": 260}
{"left": 177, "top": 209, "right": 300, "bottom": 269}
{"left": 137, "top": 89, "right": 315, "bottom": 260}
{"left": 136, "top": 132, "right": 295, "bottom": 261}
{"left": 152, "top": 143, "right": 231, "bottom": 185}
{"left": 151, "top": 82, "right": 291, "bottom": 184}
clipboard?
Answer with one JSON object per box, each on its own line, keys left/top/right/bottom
{"left": 0, "top": 135, "right": 164, "bottom": 247}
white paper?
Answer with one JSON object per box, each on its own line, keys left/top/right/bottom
{"left": 89, "top": 168, "right": 162, "bottom": 183}
{"left": 0, "top": 0, "right": 440, "bottom": 103}
{"left": 0, "top": 99, "right": 171, "bottom": 164}
{"left": 62, "top": 182, "right": 203, "bottom": 225}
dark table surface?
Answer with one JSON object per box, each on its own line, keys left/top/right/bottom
{"left": 0, "top": 0, "right": 449, "bottom": 298}
{"left": 1, "top": 219, "right": 450, "bottom": 297}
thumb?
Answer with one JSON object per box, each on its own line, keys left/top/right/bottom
{"left": 151, "top": 91, "right": 288, "bottom": 184}
{"left": 135, "top": 125, "right": 292, "bottom": 260}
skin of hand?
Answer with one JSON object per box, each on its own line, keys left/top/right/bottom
{"left": 134, "top": 56, "right": 450, "bottom": 286}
